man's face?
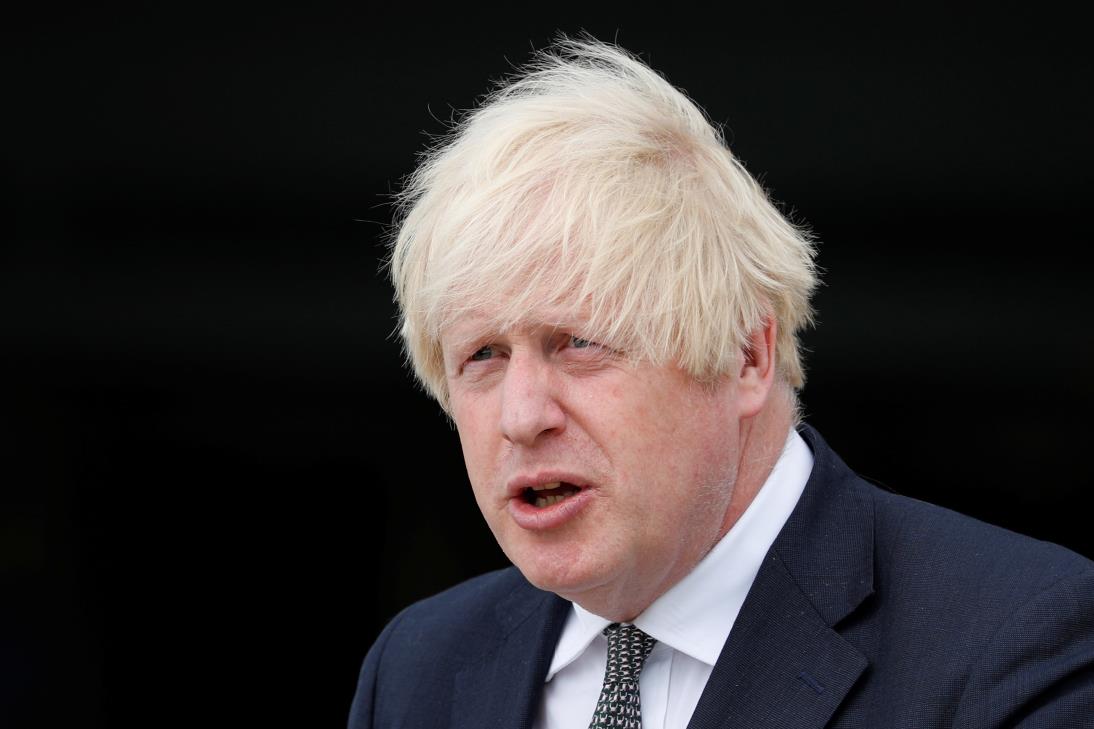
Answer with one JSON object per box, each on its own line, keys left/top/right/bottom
{"left": 442, "top": 312, "right": 748, "bottom": 618}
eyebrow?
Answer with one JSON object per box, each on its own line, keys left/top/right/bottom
{"left": 441, "top": 313, "right": 593, "bottom": 357}
{"left": 442, "top": 324, "right": 489, "bottom": 349}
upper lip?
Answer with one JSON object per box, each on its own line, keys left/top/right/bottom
{"left": 505, "top": 471, "right": 592, "bottom": 499}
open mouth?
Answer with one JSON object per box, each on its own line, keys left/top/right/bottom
{"left": 522, "top": 482, "right": 582, "bottom": 508}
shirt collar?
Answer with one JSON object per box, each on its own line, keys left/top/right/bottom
{"left": 545, "top": 427, "right": 813, "bottom": 679}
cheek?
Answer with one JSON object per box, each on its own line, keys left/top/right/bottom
{"left": 459, "top": 432, "right": 503, "bottom": 522}
{"left": 451, "top": 396, "right": 507, "bottom": 497}
{"left": 456, "top": 425, "right": 490, "bottom": 480}
{"left": 637, "top": 398, "right": 736, "bottom": 493}
{"left": 614, "top": 392, "right": 701, "bottom": 452}
{"left": 589, "top": 379, "right": 668, "bottom": 442}
{"left": 451, "top": 390, "right": 496, "bottom": 445}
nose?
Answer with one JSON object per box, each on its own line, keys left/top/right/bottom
{"left": 499, "top": 353, "right": 566, "bottom": 446}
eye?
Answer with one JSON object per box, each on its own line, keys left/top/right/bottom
{"left": 570, "top": 335, "right": 595, "bottom": 349}
{"left": 469, "top": 345, "right": 495, "bottom": 362}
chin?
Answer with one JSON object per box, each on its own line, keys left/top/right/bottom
{"left": 510, "top": 547, "right": 614, "bottom": 601}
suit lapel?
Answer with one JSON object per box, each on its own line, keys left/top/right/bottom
{"left": 451, "top": 580, "right": 569, "bottom": 729}
{"left": 687, "top": 426, "right": 874, "bottom": 729}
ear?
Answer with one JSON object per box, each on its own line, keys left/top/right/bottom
{"left": 736, "top": 317, "right": 778, "bottom": 418}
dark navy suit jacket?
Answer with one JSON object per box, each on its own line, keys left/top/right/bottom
{"left": 349, "top": 426, "right": 1094, "bottom": 728}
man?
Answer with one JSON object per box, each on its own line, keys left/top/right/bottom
{"left": 350, "top": 37, "right": 1093, "bottom": 728}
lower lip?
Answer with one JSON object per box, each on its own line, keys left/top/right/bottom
{"left": 507, "top": 487, "right": 594, "bottom": 530}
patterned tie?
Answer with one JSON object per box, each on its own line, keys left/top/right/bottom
{"left": 588, "top": 623, "right": 658, "bottom": 728}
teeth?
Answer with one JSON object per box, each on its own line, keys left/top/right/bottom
{"left": 533, "top": 492, "right": 573, "bottom": 508}
{"left": 531, "top": 482, "right": 561, "bottom": 492}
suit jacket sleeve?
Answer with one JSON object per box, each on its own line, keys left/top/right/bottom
{"left": 953, "top": 563, "right": 1094, "bottom": 728}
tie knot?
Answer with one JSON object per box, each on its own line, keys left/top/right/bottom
{"left": 602, "top": 623, "right": 657, "bottom": 683}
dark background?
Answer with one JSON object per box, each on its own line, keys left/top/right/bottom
{"left": 4, "top": 6, "right": 1092, "bottom": 728}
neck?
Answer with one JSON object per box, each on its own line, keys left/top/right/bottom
{"left": 716, "top": 385, "right": 795, "bottom": 540}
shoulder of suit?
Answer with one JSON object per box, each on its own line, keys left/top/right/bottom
{"left": 860, "top": 476, "right": 1093, "bottom": 596}
{"left": 382, "top": 566, "right": 551, "bottom": 642}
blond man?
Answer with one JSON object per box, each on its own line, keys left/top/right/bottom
{"left": 350, "top": 37, "right": 1094, "bottom": 729}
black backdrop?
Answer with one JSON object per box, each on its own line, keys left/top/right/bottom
{"left": 5, "top": 6, "right": 1092, "bottom": 728}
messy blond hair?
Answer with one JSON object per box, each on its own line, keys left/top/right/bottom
{"left": 388, "top": 36, "right": 818, "bottom": 409}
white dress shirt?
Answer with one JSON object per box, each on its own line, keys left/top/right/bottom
{"left": 533, "top": 428, "right": 814, "bottom": 729}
